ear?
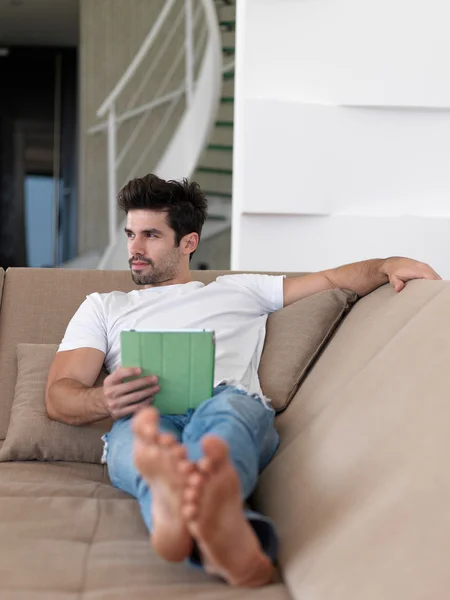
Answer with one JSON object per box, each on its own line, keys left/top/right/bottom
{"left": 181, "top": 233, "right": 199, "bottom": 256}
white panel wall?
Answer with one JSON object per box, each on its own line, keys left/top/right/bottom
{"left": 232, "top": 0, "right": 450, "bottom": 277}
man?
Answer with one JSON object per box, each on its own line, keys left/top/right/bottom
{"left": 46, "top": 174, "right": 441, "bottom": 587}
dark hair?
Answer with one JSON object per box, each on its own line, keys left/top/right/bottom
{"left": 117, "top": 174, "right": 208, "bottom": 246}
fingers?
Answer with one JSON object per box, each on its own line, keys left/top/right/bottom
{"left": 108, "top": 366, "right": 142, "bottom": 383}
{"left": 418, "top": 262, "right": 442, "bottom": 281}
{"left": 430, "top": 268, "right": 442, "bottom": 281}
{"left": 390, "top": 262, "right": 442, "bottom": 293}
{"left": 116, "top": 384, "right": 160, "bottom": 406}
{"left": 103, "top": 368, "right": 160, "bottom": 420}
{"left": 104, "top": 379, "right": 159, "bottom": 403}
{"left": 390, "top": 274, "right": 405, "bottom": 293}
{"left": 104, "top": 371, "right": 158, "bottom": 401}
{"left": 106, "top": 387, "right": 159, "bottom": 417}
{"left": 109, "top": 376, "right": 159, "bottom": 399}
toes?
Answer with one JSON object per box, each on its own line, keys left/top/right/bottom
{"left": 197, "top": 455, "right": 214, "bottom": 475}
{"left": 184, "top": 486, "right": 200, "bottom": 504}
{"left": 170, "top": 444, "right": 187, "bottom": 462}
{"left": 182, "top": 470, "right": 206, "bottom": 510}
{"left": 187, "top": 471, "right": 205, "bottom": 490}
{"left": 132, "top": 407, "right": 160, "bottom": 444}
{"left": 201, "top": 436, "right": 229, "bottom": 468}
{"left": 178, "top": 460, "right": 196, "bottom": 476}
{"left": 159, "top": 432, "right": 177, "bottom": 448}
{"left": 133, "top": 406, "right": 159, "bottom": 432}
{"left": 182, "top": 503, "right": 198, "bottom": 521}
{"left": 134, "top": 438, "right": 159, "bottom": 468}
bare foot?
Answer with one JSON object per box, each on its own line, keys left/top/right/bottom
{"left": 182, "top": 436, "right": 274, "bottom": 587}
{"left": 133, "top": 407, "right": 194, "bottom": 562}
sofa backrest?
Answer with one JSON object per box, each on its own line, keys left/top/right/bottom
{"left": 0, "top": 268, "right": 301, "bottom": 446}
{"left": 254, "top": 279, "right": 450, "bottom": 599}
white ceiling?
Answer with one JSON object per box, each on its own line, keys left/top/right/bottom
{"left": 0, "top": 0, "right": 79, "bottom": 47}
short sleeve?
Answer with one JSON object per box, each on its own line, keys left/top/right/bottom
{"left": 220, "top": 274, "right": 285, "bottom": 314}
{"left": 58, "top": 293, "right": 107, "bottom": 354}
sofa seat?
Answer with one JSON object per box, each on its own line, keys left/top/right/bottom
{"left": 0, "top": 463, "right": 291, "bottom": 599}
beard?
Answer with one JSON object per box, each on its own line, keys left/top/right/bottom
{"left": 129, "top": 250, "right": 180, "bottom": 286}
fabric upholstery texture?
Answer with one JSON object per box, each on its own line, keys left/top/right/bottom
{"left": 254, "top": 281, "right": 450, "bottom": 600}
{"left": 0, "top": 268, "right": 302, "bottom": 598}
{"left": 3, "top": 268, "right": 450, "bottom": 599}
{"left": 259, "top": 288, "right": 357, "bottom": 411}
{"left": 0, "top": 464, "right": 290, "bottom": 599}
{"left": 0, "top": 344, "right": 110, "bottom": 463}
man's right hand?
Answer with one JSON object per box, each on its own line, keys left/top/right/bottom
{"left": 103, "top": 367, "right": 160, "bottom": 420}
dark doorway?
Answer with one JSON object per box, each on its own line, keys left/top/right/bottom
{"left": 0, "top": 47, "right": 77, "bottom": 269}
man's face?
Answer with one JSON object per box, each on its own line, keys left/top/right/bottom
{"left": 126, "top": 209, "right": 182, "bottom": 286}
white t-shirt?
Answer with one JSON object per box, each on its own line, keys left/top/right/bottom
{"left": 58, "top": 274, "right": 285, "bottom": 396}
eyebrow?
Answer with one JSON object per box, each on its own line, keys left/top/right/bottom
{"left": 124, "top": 227, "right": 163, "bottom": 236}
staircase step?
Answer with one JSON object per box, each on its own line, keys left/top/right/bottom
{"left": 221, "top": 31, "right": 235, "bottom": 48}
{"left": 217, "top": 102, "right": 234, "bottom": 121}
{"left": 200, "top": 148, "right": 232, "bottom": 170}
{"left": 197, "top": 166, "right": 233, "bottom": 175}
{"left": 195, "top": 171, "right": 232, "bottom": 194}
{"left": 210, "top": 126, "right": 233, "bottom": 146}
{"left": 208, "top": 144, "right": 233, "bottom": 151}
{"left": 203, "top": 190, "right": 232, "bottom": 199}
{"left": 220, "top": 20, "right": 236, "bottom": 30}
{"left": 206, "top": 3, "right": 235, "bottom": 211}
{"left": 222, "top": 78, "right": 235, "bottom": 97}
{"left": 216, "top": 4, "right": 235, "bottom": 22}
{"left": 207, "top": 214, "right": 228, "bottom": 221}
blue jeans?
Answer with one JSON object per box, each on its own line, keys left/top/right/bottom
{"left": 103, "top": 385, "right": 280, "bottom": 564}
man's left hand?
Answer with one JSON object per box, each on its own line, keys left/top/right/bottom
{"left": 382, "top": 257, "right": 442, "bottom": 293}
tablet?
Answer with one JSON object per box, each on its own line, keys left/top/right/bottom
{"left": 120, "top": 329, "right": 216, "bottom": 415}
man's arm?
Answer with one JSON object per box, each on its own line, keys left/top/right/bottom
{"left": 283, "top": 257, "right": 441, "bottom": 307}
{"left": 46, "top": 348, "right": 160, "bottom": 425}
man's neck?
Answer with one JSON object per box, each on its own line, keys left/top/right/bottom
{"left": 142, "top": 271, "right": 192, "bottom": 289}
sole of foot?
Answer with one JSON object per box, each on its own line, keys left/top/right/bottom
{"left": 182, "top": 435, "right": 274, "bottom": 587}
{"left": 133, "top": 407, "right": 194, "bottom": 562}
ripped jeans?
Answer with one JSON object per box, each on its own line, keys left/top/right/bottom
{"left": 102, "top": 385, "right": 280, "bottom": 564}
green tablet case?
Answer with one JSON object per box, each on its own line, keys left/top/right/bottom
{"left": 120, "top": 330, "right": 216, "bottom": 414}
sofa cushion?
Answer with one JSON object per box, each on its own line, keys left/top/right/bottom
{"left": 0, "top": 463, "right": 114, "bottom": 506}
{"left": 259, "top": 289, "right": 358, "bottom": 411}
{"left": 0, "top": 343, "right": 111, "bottom": 463}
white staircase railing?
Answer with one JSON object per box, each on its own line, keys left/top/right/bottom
{"left": 87, "top": 0, "right": 222, "bottom": 269}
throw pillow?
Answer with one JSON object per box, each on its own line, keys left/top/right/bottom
{"left": 259, "top": 288, "right": 358, "bottom": 412}
{"left": 0, "top": 343, "right": 111, "bottom": 463}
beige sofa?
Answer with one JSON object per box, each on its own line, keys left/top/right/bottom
{"left": 0, "top": 267, "right": 449, "bottom": 599}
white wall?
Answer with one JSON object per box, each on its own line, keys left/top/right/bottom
{"left": 232, "top": 0, "right": 450, "bottom": 277}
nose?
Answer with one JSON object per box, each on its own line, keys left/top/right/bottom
{"left": 129, "top": 236, "right": 144, "bottom": 256}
